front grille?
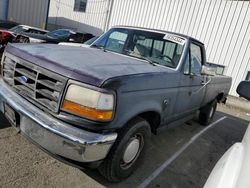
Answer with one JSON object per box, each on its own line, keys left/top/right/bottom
{"left": 2, "top": 54, "right": 67, "bottom": 112}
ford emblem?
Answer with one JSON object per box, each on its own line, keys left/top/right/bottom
{"left": 20, "top": 76, "right": 28, "bottom": 83}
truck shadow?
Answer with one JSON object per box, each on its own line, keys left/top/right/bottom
{"left": 81, "top": 111, "right": 248, "bottom": 187}
{"left": 0, "top": 112, "right": 11, "bottom": 129}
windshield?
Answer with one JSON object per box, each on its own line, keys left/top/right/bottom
{"left": 47, "top": 29, "right": 71, "bottom": 39}
{"left": 92, "top": 28, "right": 185, "bottom": 68}
{"left": 9, "top": 25, "right": 28, "bottom": 33}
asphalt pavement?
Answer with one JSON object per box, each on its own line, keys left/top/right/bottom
{"left": 0, "top": 105, "right": 249, "bottom": 188}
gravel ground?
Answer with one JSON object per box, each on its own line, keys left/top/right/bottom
{"left": 217, "top": 103, "right": 250, "bottom": 121}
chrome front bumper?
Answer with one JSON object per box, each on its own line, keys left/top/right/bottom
{"left": 0, "top": 78, "right": 117, "bottom": 162}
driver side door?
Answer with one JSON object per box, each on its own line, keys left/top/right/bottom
{"left": 173, "top": 42, "right": 206, "bottom": 119}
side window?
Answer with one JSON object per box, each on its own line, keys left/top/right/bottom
{"left": 183, "top": 43, "right": 203, "bottom": 75}
{"left": 163, "top": 42, "right": 176, "bottom": 58}
{"left": 206, "top": 62, "right": 225, "bottom": 75}
{"left": 27, "top": 29, "right": 40, "bottom": 34}
{"left": 190, "top": 43, "right": 202, "bottom": 75}
{"left": 74, "top": 0, "right": 87, "bottom": 12}
{"left": 163, "top": 42, "right": 182, "bottom": 66}
{"left": 56, "top": 30, "right": 70, "bottom": 38}
{"left": 128, "top": 33, "right": 184, "bottom": 68}
{"left": 29, "top": 29, "right": 36, "bottom": 34}
{"left": 137, "top": 38, "right": 153, "bottom": 49}
{"left": 183, "top": 52, "right": 190, "bottom": 75}
{"left": 105, "top": 31, "right": 128, "bottom": 53}
{"left": 132, "top": 36, "right": 152, "bottom": 57}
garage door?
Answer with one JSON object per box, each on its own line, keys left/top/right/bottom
{"left": 0, "top": 0, "right": 8, "bottom": 20}
{"left": 8, "top": 0, "right": 49, "bottom": 29}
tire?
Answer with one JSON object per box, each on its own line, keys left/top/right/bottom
{"left": 98, "top": 117, "right": 151, "bottom": 182}
{"left": 199, "top": 100, "right": 217, "bottom": 126}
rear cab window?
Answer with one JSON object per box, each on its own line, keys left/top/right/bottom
{"left": 127, "top": 32, "right": 185, "bottom": 68}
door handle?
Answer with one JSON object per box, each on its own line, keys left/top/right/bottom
{"left": 201, "top": 81, "right": 207, "bottom": 85}
{"left": 201, "top": 78, "right": 211, "bottom": 86}
{"left": 191, "top": 78, "right": 212, "bottom": 95}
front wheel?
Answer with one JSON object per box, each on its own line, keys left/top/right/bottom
{"left": 98, "top": 117, "right": 151, "bottom": 182}
{"left": 199, "top": 100, "right": 217, "bottom": 126}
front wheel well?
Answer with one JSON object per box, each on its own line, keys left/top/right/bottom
{"left": 120, "top": 111, "right": 161, "bottom": 135}
{"left": 138, "top": 111, "right": 161, "bottom": 134}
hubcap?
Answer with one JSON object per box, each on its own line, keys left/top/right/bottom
{"left": 123, "top": 138, "right": 140, "bottom": 164}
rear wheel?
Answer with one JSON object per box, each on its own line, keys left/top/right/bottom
{"left": 199, "top": 100, "right": 217, "bottom": 126}
{"left": 98, "top": 117, "right": 151, "bottom": 182}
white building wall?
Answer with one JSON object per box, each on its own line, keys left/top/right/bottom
{"left": 0, "top": 0, "right": 8, "bottom": 20}
{"left": 7, "top": 0, "right": 49, "bottom": 29}
{"left": 108, "top": 0, "right": 250, "bottom": 96}
{"left": 47, "top": 0, "right": 109, "bottom": 36}
{"left": 47, "top": 0, "right": 250, "bottom": 96}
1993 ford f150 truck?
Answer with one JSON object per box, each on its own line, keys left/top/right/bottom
{"left": 0, "top": 26, "right": 232, "bottom": 182}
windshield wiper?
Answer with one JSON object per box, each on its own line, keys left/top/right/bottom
{"left": 140, "top": 56, "right": 159, "bottom": 66}
{"left": 125, "top": 50, "right": 158, "bottom": 66}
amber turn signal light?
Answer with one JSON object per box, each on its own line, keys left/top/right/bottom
{"left": 62, "top": 100, "right": 113, "bottom": 121}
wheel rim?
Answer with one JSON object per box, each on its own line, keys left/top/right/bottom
{"left": 121, "top": 134, "right": 144, "bottom": 169}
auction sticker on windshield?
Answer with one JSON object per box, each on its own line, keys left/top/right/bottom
{"left": 163, "top": 34, "right": 186, "bottom": 45}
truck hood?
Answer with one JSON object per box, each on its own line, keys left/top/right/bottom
{"left": 5, "top": 44, "right": 170, "bottom": 87}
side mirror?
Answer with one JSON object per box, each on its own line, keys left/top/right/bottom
{"left": 236, "top": 81, "right": 250, "bottom": 101}
{"left": 201, "top": 65, "right": 216, "bottom": 76}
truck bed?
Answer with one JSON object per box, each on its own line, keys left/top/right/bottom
{"left": 202, "top": 75, "right": 232, "bottom": 106}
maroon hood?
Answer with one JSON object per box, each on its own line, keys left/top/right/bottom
{"left": 4, "top": 43, "right": 169, "bottom": 87}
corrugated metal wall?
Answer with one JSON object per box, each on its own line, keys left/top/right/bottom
{"left": 47, "top": 0, "right": 109, "bottom": 36}
{"left": 107, "top": 0, "right": 250, "bottom": 96}
{"left": 8, "top": 0, "right": 49, "bottom": 29}
{"left": 0, "top": 0, "right": 9, "bottom": 20}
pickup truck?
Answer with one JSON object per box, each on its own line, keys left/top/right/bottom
{"left": 0, "top": 26, "right": 232, "bottom": 182}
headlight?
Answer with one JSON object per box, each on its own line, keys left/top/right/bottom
{"left": 62, "top": 84, "right": 115, "bottom": 121}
